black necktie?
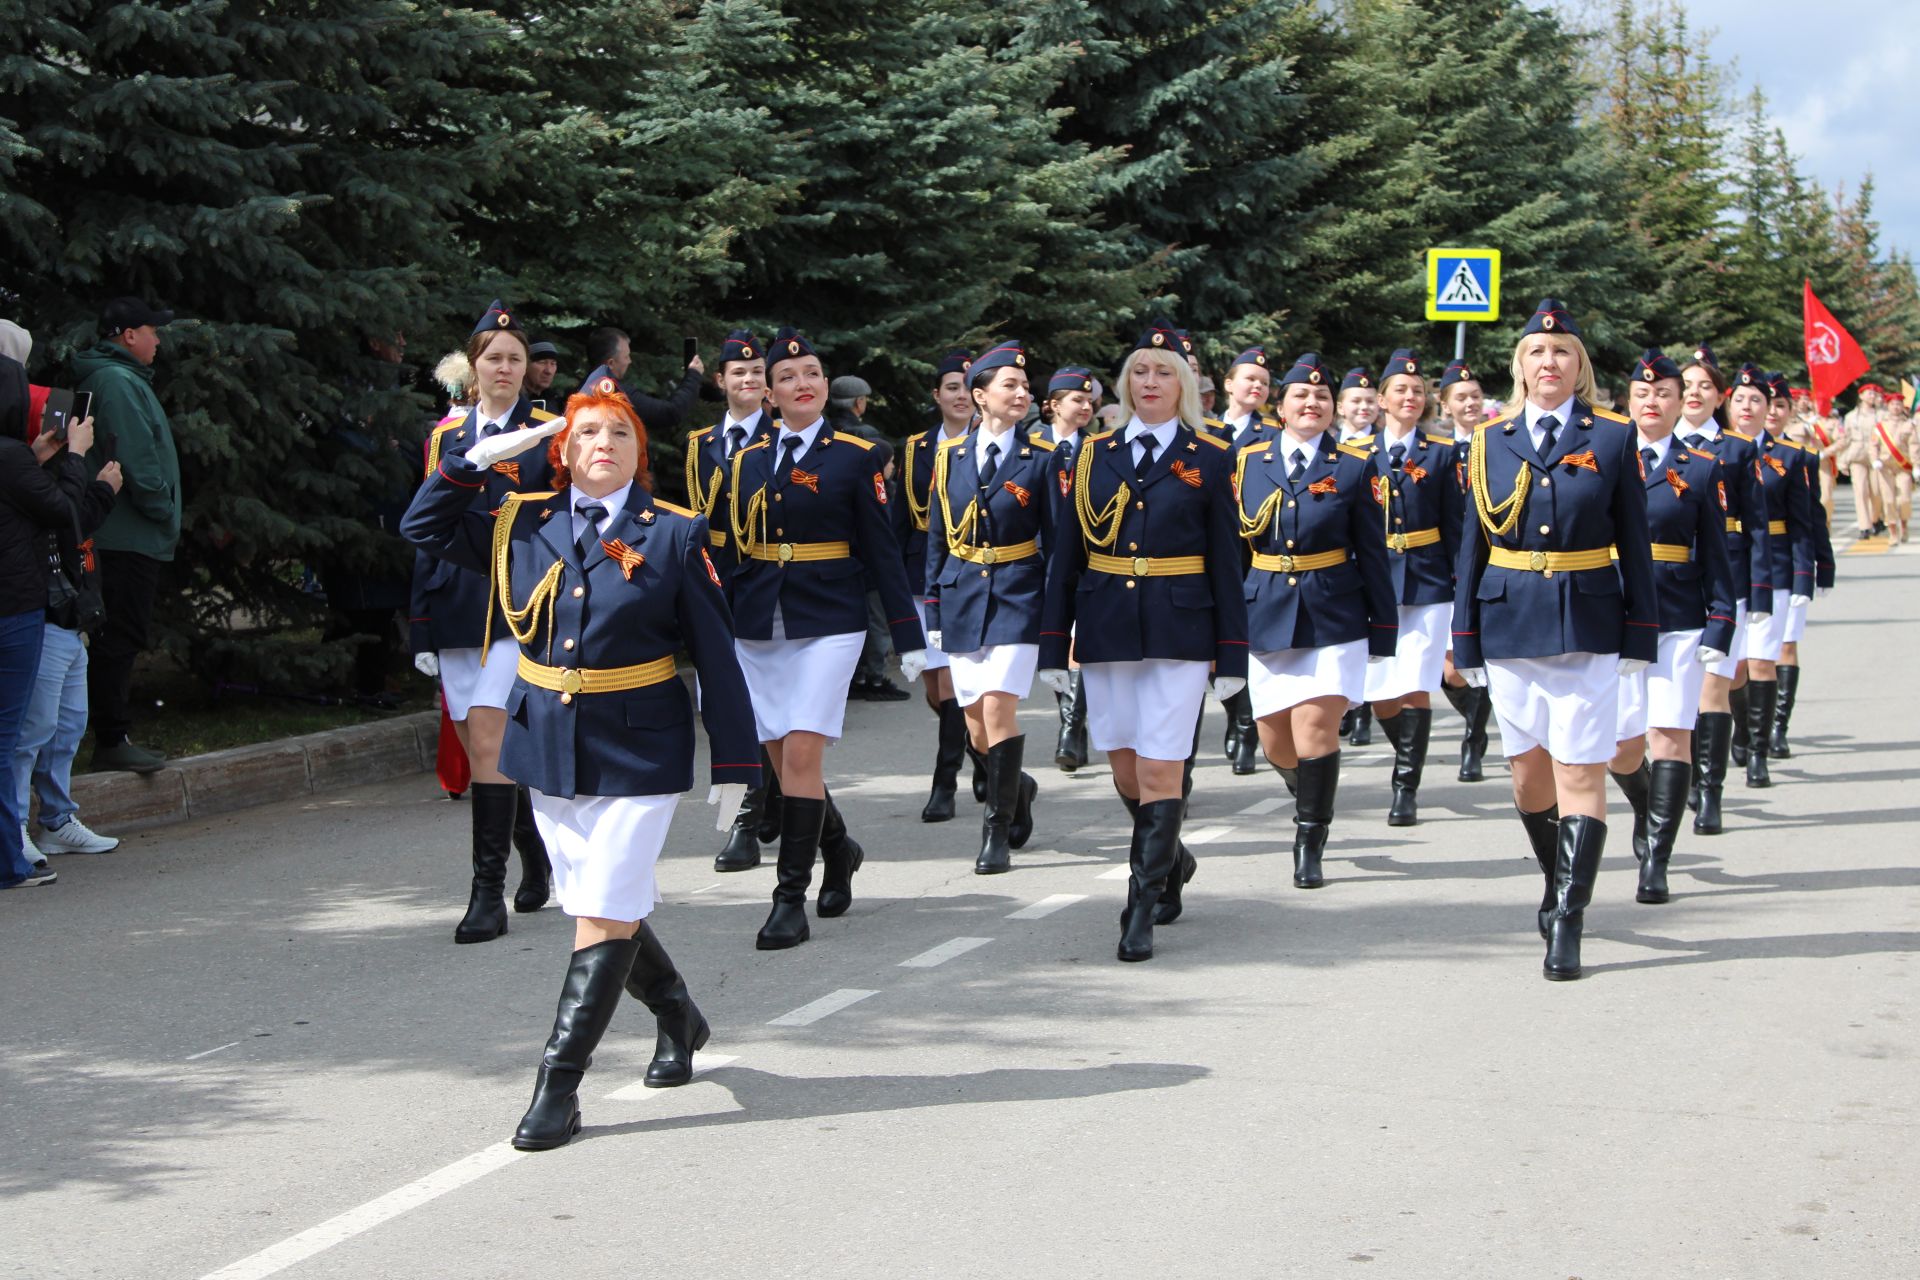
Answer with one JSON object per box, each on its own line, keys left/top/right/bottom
{"left": 1389, "top": 442, "right": 1406, "bottom": 472}
{"left": 777, "top": 435, "right": 802, "bottom": 488}
{"left": 1641, "top": 446, "right": 1658, "bottom": 475}
{"left": 1537, "top": 414, "right": 1560, "bottom": 457}
{"left": 979, "top": 440, "right": 1001, "bottom": 490}
{"left": 481, "top": 420, "right": 503, "bottom": 438}
{"left": 727, "top": 425, "right": 746, "bottom": 456}
{"left": 1134, "top": 435, "right": 1157, "bottom": 481}
{"left": 1288, "top": 450, "right": 1307, "bottom": 484}
{"left": 576, "top": 502, "right": 607, "bottom": 561}
{"left": 1683, "top": 432, "right": 1706, "bottom": 449}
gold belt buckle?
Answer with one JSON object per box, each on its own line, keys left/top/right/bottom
{"left": 1277, "top": 554, "right": 1295, "bottom": 572}
{"left": 777, "top": 542, "right": 795, "bottom": 563}
{"left": 1387, "top": 534, "right": 1406, "bottom": 552}
{"left": 982, "top": 546, "right": 999, "bottom": 565}
{"left": 1528, "top": 550, "right": 1549, "bottom": 572}
{"left": 1131, "top": 556, "right": 1150, "bottom": 576}
{"left": 560, "top": 668, "right": 584, "bottom": 697}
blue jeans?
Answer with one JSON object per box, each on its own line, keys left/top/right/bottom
{"left": 0, "top": 609, "right": 47, "bottom": 884}
{"left": 13, "top": 623, "right": 87, "bottom": 836}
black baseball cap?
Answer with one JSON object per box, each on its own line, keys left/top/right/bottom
{"left": 100, "top": 297, "right": 174, "bottom": 333}
{"left": 528, "top": 339, "right": 560, "bottom": 360}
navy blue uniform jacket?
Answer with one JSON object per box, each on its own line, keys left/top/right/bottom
{"left": 1356, "top": 428, "right": 1464, "bottom": 606}
{"left": 923, "top": 429, "right": 1063, "bottom": 652}
{"left": 1237, "top": 434, "right": 1398, "bottom": 657}
{"left": 725, "top": 424, "right": 926, "bottom": 655}
{"left": 409, "top": 398, "right": 557, "bottom": 654}
{"left": 1754, "top": 431, "right": 1818, "bottom": 597}
{"left": 1040, "top": 425, "right": 1249, "bottom": 677}
{"left": 1639, "top": 443, "right": 1738, "bottom": 656}
{"left": 901, "top": 423, "right": 959, "bottom": 602}
{"left": 684, "top": 409, "right": 775, "bottom": 580}
{"left": 1678, "top": 427, "right": 1774, "bottom": 612}
{"left": 1452, "top": 402, "right": 1660, "bottom": 668}
{"left": 402, "top": 455, "right": 761, "bottom": 800}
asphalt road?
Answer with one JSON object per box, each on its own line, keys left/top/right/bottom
{"left": 5, "top": 537, "right": 1916, "bottom": 1279}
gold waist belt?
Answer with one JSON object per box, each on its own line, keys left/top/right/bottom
{"left": 1487, "top": 547, "right": 1614, "bottom": 574}
{"left": 1385, "top": 528, "right": 1442, "bottom": 553}
{"left": 950, "top": 539, "right": 1039, "bottom": 566}
{"left": 747, "top": 540, "right": 852, "bottom": 564}
{"left": 1086, "top": 552, "right": 1207, "bottom": 578}
{"left": 1250, "top": 548, "right": 1350, "bottom": 573}
{"left": 1766, "top": 520, "right": 1787, "bottom": 535}
{"left": 1725, "top": 518, "right": 1743, "bottom": 533}
{"left": 1609, "top": 544, "right": 1693, "bottom": 564}
{"left": 518, "top": 654, "right": 678, "bottom": 705}
{"left": 708, "top": 529, "right": 728, "bottom": 548}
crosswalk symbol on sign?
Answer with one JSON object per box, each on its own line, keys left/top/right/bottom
{"left": 1424, "top": 248, "right": 1501, "bottom": 322}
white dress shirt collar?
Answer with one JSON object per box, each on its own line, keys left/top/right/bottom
{"left": 1637, "top": 433, "right": 1671, "bottom": 469}
{"left": 571, "top": 481, "right": 633, "bottom": 543}
{"left": 1524, "top": 396, "right": 1577, "bottom": 451}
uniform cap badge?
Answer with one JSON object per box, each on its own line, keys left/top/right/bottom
{"left": 1309, "top": 369, "right": 1321, "bottom": 384}
{"left": 496, "top": 313, "right": 511, "bottom": 327}
{"left": 1542, "top": 315, "right": 1556, "bottom": 330}
{"left": 595, "top": 376, "right": 617, "bottom": 395}
{"left": 1151, "top": 333, "right": 1166, "bottom": 347}
{"left": 787, "top": 340, "right": 801, "bottom": 355}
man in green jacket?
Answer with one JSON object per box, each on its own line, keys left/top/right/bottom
{"left": 78, "top": 297, "right": 179, "bottom": 774}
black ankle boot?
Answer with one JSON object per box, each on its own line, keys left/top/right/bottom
{"left": 1118, "top": 799, "right": 1183, "bottom": 962}
{"left": 976, "top": 737, "right": 1023, "bottom": 875}
{"left": 1347, "top": 704, "right": 1373, "bottom": 746}
{"left": 1384, "top": 708, "right": 1430, "bottom": 826}
{"left": 1693, "top": 712, "right": 1731, "bottom": 834}
{"left": 1543, "top": 815, "right": 1606, "bottom": 981}
{"left": 456, "top": 782, "right": 514, "bottom": 943}
{"left": 1610, "top": 761, "right": 1651, "bottom": 862}
{"left": 1638, "top": 760, "right": 1689, "bottom": 905}
{"left": 817, "top": 789, "right": 864, "bottom": 918}
{"left": 513, "top": 936, "right": 641, "bottom": 1150}
{"left": 1729, "top": 684, "right": 1750, "bottom": 767}
{"left": 756, "top": 748, "right": 783, "bottom": 844}
{"left": 922, "top": 699, "right": 967, "bottom": 823}
{"left": 1518, "top": 805, "right": 1560, "bottom": 940}
{"left": 1227, "top": 690, "right": 1258, "bottom": 775}
{"left": 625, "top": 922, "right": 710, "bottom": 1087}
{"left": 1745, "top": 680, "right": 1776, "bottom": 788}
{"left": 1055, "top": 670, "right": 1089, "bottom": 771}
{"left": 714, "top": 776, "right": 766, "bottom": 871}
{"left": 1291, "top": 752, "right": 1340, "bottom": 889}
{"left": 1771, "top": 665, "right": 1799, "bottom": 758}
{"left": 511, "top": 786, "right": 552, "bottom": 913}
{"left": 756, "top": 797, "right": 824, "bottom": 950}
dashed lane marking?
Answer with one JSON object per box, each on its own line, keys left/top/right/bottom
{"left": 767, "top": 988, "right": 879, "bottom": 1027}
{"left": 899, "top": 937, "right": 993, "bottom": 968}
{"left": 1236, "top": 798, "right": 1286, "bottom": 816}
{"left": 185, "top": 1041, "right": 241, "bottom": 1062}
{"left": 602, "top": 1054, "right": 740, "bottom": 1101}
{"left": 1006, "top": 894, "right": 1087, "bottom": 920}
{"left": 1096, "top": 865, "right": 1132, "bottom": 881}
{"left": 1183, "top": 826, "right": 1234, "bottom": 845}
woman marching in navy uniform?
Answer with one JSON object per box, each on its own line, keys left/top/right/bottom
{"left": 904, "top": 350, "right": 979, "bottom": 823}
{"left": 1675, "top": 345, "right": 1772, "bottom": 833}
{"left": 1606, "top": 351, "right": 1736, "bottom": 904}
{"left": 1214, "top": 347, "right": 1281, "bottom": 775}
{"left": 1726, "top": 364, "right": 1815, "bottom": 790}
{"left": 687, "top": 330, "right": 780, "bottom": 872}
{"left": 1433, "top": 358, "right": 1496, "bottom": 781}
{"left": 1360, "top": 350, "right": 1463, "bottom": 826}
{"left": 1237, "top": 353, "right": 1397, "bottom": 888}
{"left": 726, "top": 328, "right": 928, "bottom": 950}
{"left": 409, "top": 300, "right": 556, "bottom": 943}
{"left": 924, "top": 341, "right": 1059, "bottom": 873}
{"left": 1762, "top": 371, "right": 1832, "bottom": 760}
{"left": 402, "top": 383, "right": 761, "bottom": 1151}
{"left": 1038, "top": 365, "right": 1098, "bottom": 772}
{"left": 1039, "top": 318, "right": 1248, "bottom": 962}
{"left": 1452, "top": 300, "right": 1659, "bottom": 981}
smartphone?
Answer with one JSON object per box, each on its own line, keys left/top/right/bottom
{"left": 530, "top": 399, "right": 546, "bottom": 412}
{"left": 39, "top": 387, "right": 75, "bottom": 443}
{"left": 683, "top": 336, "right": 699, "bottom": 366}
{"left": 74, "top": 391, "right": 93, "bottom": 424}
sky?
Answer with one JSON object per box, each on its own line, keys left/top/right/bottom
{"left": 1565, "top": 0, "right": 1919, "bottom": 260}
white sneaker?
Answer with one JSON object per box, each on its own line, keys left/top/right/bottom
{"left": 21, "top": 824, "right": 43, "bottom": 863}
{"left": 36, "top": 818, "right": 120, "bottom": 855}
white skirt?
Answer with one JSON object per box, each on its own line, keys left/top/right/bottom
{"left": 1741, "top": 589, "right": 1790, "bottom": 662}
{"left": 528, "top": 791, "right": 678, "bottom": 921}
{"left": 1084, "top": 659, "right": 1211, "bottom": 760}
{"left": 1709, "top": 602, "right": 1747, "bottom": 681}
{"left": 1617, "top": 629, "right": 1706, "bottom": 739}
{"left": 439, "top": 638, "right": 521, "bottom": 720}
{"left": 1365, "top": 602, "right": 1448, "bottom": 700}
{"left": 948, "top": 643, "right": 1038, "bottom": 707}
{"left": 1249, "top": 641, "right": 1366, "bottom": 717}
{"left": 915, "top": 600, "right": 951, "bottom": 672}
{"left": 1784, "top": 594, "right": 1809, "bottom": 643}
{"left": 1488, "top": 651, "right": 1619, "bottom": 765}
{"left": 735, "top": 630, "right": 865, "bottom": 742}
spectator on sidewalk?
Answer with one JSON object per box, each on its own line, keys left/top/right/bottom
{"left": 525, "top": 338, "right": 563, "bottom": 407}
{"left": 3, "top": 355, "right": 120, "bottom": 889}
{"left": 580, "top": 327, "right": 705, "bottom": 432}
{"left": 76, "top": 297, "right": 180, "bottom": 775}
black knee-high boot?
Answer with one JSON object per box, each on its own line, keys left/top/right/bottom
{"left": 1518, "top": 805, "right": 1560, "bottom": 940}
{"left": 1609, "top": 760, "right": 1651, "bottom": 862}
{"left": 976, "top": 736, "right": 1028, "bottom": 875}
{"left": 1543, "top": 815, "right": 1607, "bottom": 981}
{"left": 511, "top": 786, "right": 552, "bottom": 913}
{"left": 1227, "top": 690, "right": 1258, "bottom": 774}
{"left": 513, "top": 936, "right": 641, "bottom": 1150}
{"left": 756, "top": 747, "right": 783, "bottom": 844}
{"left": 756, "top": 796, "right": 824, "bottom": 950}
{"left": 456, "top": 782, "right": 514, "bottom": 943}
{"left": 1384, "top": 708, "right": 1431, "bottom": 826}
{"left": 1291, "top": 752, "right": 1340, "bottom": 889}
{"left": 1638, "top": 760, "right": 1689, "bottom": 905}
{"left": 1771, "top": 665, "right": 1799, "bottom": 758}
{"left": 1693, "top": 711, "right": 1732, "bottom": 834}
{"left": 1744, "top": 680, "right": 1776, "bottom": 787}
{"left": 1688, "top": 723, "right": 1704, "bottom": 813}
{"left": 817, "top": 788, "right": 864, "bottom": 918}
{"left": 1729, "top": 684, "right": 1750, "bottom": 767}
{"left": 1113, "top": 788, "right": 1196, "bottom": 926}
{"left": 965, "top": 743, "right": 989, "bottom": 804}
{"left": 1347, "top": 704, "right": 1373, "bottom": 746}
{"left": 1118, "top": 799, "right": 1184, "bottom": 962}
{"left": 921, "top": 699, "right": 967, "bottom": 823}
{"left": 1460, "top": 686, "right": 1492, "bottom": 781}
{"left": 625, "top": 922, "right": 710, "bottom": 1087}
{"left": 714, "top": 772, "right": 766, "bottom": 871}
{"left": 1055, "top": 670, "right": 1089, "bottom": 771}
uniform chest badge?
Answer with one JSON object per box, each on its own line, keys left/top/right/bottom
{"left": 1717, "top": 480, "right": 1728, "bottom": 512}
{"left": 491, "top": 461, "right": 520, "bottom": 485}
{"left": 1562, "top": 450, "right": 1600, "bottom": 473}
{"left": 1371, "top": 475, "right": 1390, "bottom": 506}
{"left": 873, "top": 473, "right": 888, "bottom": 504}
{"left": 1403, "top": 463, "right": 1429, "bottom": 482}
{"left": 1003, "top": 480, "right": 1032, "bottom": 507}
{"left": 701, "top": 548, "right": 723, "bottom": 588}
{"left": 1058, "top": 470, "right": 1072, "bottom": 498}
{"left": 791, "top": 468, "right": 821, "bottom": 494}
{"left": 1170, "top": 460, "right": 1205, "bottom": 488}
{"left": 1307, "top": 476, "right": 1339, "bottom": 495}
{"left": 1664, "top": 468, "right": 1689, "bottom": 497}
{"left": 601, "top": 539, "right": 646, "bottom": 581}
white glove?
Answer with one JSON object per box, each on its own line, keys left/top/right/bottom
{"left": 1749, "top": 610, "right": 1770, "bottom": 622}
{"left": 1210, "top": 676, "right": 1246, "bottom": 701}
{"left": 1617, "top": 657, "right": 1650, "bottom": 676}
{"left": 413, "top": 652, "right": 440, "bottom": 678}
{"left": 1697, "top": 646, "right": 1727, "bottom": 665}
{"left": 464, "top": 416, "right": 567, "bottom": 469}
{"left": 1816, "top": 586, "right": 1831, "bottom": 598}
{"left": 1367, "top": 654, "right": 1387, "bottom": 665}
{"left": 1790, "top": 594, "right": 1810, "bottom": 608}
{"left": 1037, "top": 668, "right": 1071, "bottom": 695}
{"left": 706, "top": 782, "right": 748, "bottom": 833}
{"left": 898, "top": 649, "right": 929, "bottom": 683}
{"left": 1459, "top": 667, "right": 1489, "bottom": 688}
{"left": 926, "top": 630, "right": 943, "bottom": 652}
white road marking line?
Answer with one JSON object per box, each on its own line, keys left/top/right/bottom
{"left": 185, "top": 1041, "right": 240, "bottom": 1062}
{"left": 1237, "top": 798, "right": 1286, "bottom": 816}
{"left": 1097, "top": 865, "right": 1132, "bottom": 880}
{"left": 197, "top": 1143, "right": 525, "bottom": 1280}
{"left": 1183, "top": 825, "right": 1233, "bottom": 845}
{"left": 687, "top": 882, "right": 724, "bottom": 894}
{"left": 767, "top": 988, "right": 878, "bottom": 1026}
{"left": 1006, "top": 894, "right": 1087, "bottom": 920}
{"left": 602, "top": 1054, "right": 739, "bottom": 1101}
{"left": 899, "top": 937, "right": 993, "bottom": 968}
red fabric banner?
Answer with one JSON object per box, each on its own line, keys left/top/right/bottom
{"left": 1803, "top": 280, "right": 1870, "bottom": 414}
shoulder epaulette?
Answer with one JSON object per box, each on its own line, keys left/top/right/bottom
{"left": 529, "top": 408, "right": 559, "bottom": 424}
{"left": 1337, "top": 441, "right": 1372, "bottom": 460}
{"left": 436, "top": 411, "right": 465, "bottom": 429}
{"left": 1424, "top": 431, "right": 1453, "bottom": 446}
{"left": 1485, "top": 408, "right": 1521, "bottom": 430}
{"left": 1027, "top": 436, "right": 1056, "bottom": 453}
{"left": 739, "top": 437, "right": 772, "bottom": 453}
{"left": 831, "top": 431, "right": 878, "bottom": 452}
{"left": 937, "top": 433, "right": 969, "bottom": 450}
{"left": 432, "top": 417, "right": 465, "bottom": 439}
{"left": 1193, "top": 430, "right": 1229, "bottom": 450}
{"left": 1202, "top": 416, "right": 1226, "bottom": 432}
{"left": 652, "top": 498, "right": 696, "bottom": 518}
{"left": 1245, "top": 441, "right": 1274, "bottom": 456}
{"left": 688, "top": 424, "right": 715, "bottom": 441}
{"left": 1725, "top": 429, "right": 1754, "bottom": 442}
{"left": 1345, "top": 434, "right": 1376, "bottom": 448}
{"left": 1086, "top": 430, "right": 1118, "bottom": 444}
{"left": 1593, "top": 407, "right": 1632, "bottom": 425}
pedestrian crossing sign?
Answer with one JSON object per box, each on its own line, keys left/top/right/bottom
{"left": 1425, "top": 248, "right": 1501, "bottom": 322}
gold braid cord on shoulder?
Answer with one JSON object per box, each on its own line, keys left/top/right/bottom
{"left": 932, "top": 443, "right": 982, "bottom": 555}
{"left": 1074, "top": 438, "right": 1127, "bottom": 549}
{"left": 486, "top": 493, "right": 564, "bottom": 664}
{"left": 684, "top": 441, "right": 724, "bottom": 523}
{"left": 1469, "top": 425, "right": 1530, "bottom": 538}
{"left": 1236, "top": 447, "right": 1282, "bottom": 541}
{"left": 904, "top": 436, "right": 931, "bottom": 532}
{"left": 729, "top": 447, "right": 769, "bottom": 558}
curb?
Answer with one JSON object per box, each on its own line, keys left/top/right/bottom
{"left": 62, "top": 711, "right": 440, "bottom": 836}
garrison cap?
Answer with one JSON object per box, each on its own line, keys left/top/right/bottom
{"left": 1633, "top": 349, "right": 1682, "bottom": 384}
{"left": 1384, "top": 349, "right": 1423, "bottom": 379}
{"left": 1688, "top": 342, "right": 1720, "bottom": 373}
{"left": 968, "top": 340, "right": 1028, "bottom": 386}
{"left": 1436, "top": 359, "right": 1477, "bottom": 391}
{"left": 933, "top": 349, "right": 975, "bottom": 382}
{"left": 1519, "top": 298, "right": 1580, "bottom": 339}
{"left": 471, "top": 299, "right": 519, "bottom": 338}
{"left": 718, "top": 329, "right": 763, "bottom": 367}
{"left": 766, "top": 326, "right": 818, "bottom": 375}
{"left": 1278, "top": 352, "right": 1334, "bottom": 388}
{"left": 1228, "top": 346, "right": 1272, "bottom": 373}
{"left": 1048, "top": 365, "right": 1096, "bottom": 396}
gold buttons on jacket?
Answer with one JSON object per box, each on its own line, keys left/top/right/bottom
{"left": 572, "top": 586, "right": 584, "bottom": 598}
{"left": 1125, "top": 581, "right": 1136, "bottom": 589}
{"left": 1128, "top": 542, "right": 1139, "bottom": 551}
{"left": 773, "top": 492, "right": 783, "bottom": 502}
{"left": 1539, "top": 525, "right": 1550, "bottom": 535}
{"left": 1285, "top": 539, "right": 1295, "bottom": 548}
{"left": 1135, "top": 501, "right": 1145, "bottom": 510}
{"left": 1540, "top": 477, "right": 1552, "bottom": 488}
{"left": 563, "top": 639, "right": 575, "bottom": 651}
